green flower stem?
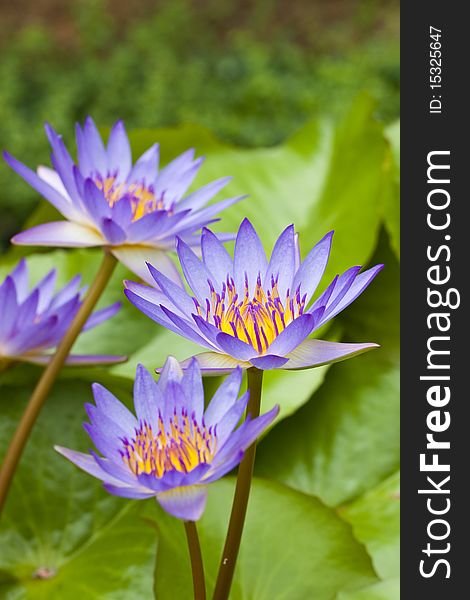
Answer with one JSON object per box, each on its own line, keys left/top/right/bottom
{"left": 0, "top": 250, "right": 117, "bottom": 518}
{"left": 212, "top": 367, "right": 263, "bottom": 600}
{"left": 184, "top": 520, "right": 206, "bottom": 600}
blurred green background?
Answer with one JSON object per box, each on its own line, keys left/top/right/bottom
{"left": 0, "top": 0, "right": 398, "bottom": 247}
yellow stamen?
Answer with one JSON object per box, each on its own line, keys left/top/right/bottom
{"left": 197, "top": 276, "right": 306, "bottom": 354}
{"left": 122, "top": 413, "right": 216, "bottom": 478}
{"left": 95, "top": 175, "right": 169, "bottom": 222}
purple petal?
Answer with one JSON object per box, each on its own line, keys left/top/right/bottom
{"left": 171, "top": 196, "right": 243, "bottom": 237}
{"left": 80, "top": 116, "right": 107, "bottom": 174}
{"left": 111, "top": 197, "right": 133, "bottom": 227}
{"left": 162, "top": 380, "right": 186, "bottom": 422}
{"left": 249, "top": 355, "right": 289, "bottom": 370}
{"left": 213, "top": 406, "right": 279, "bottom": 466}
{"left": 142, "top": 210, "right": 193, "bottom": 242}
{"left": 316, "top": 266, "right": 362, "bottom": 319}
{"left": 265, "top": 224, "right": 296, "bottom": 298}
{"left": 292, "top": 231, "right": 333, "bottom": 303}
{"left": 14, "top": 289, "right": 39, "bottom": 331}
{"left": 156, "top": 463, "right": 209, "bottom": 489}
{"left": 86, "top": 402, "right": 129, "bottom": 440}
{"left": 49, "top": 275, "right": 82, "bottom": 310}
{"left": 216, "top": 332, "right": 256, "bottom": 361}
{"left": 317, "top": 265, "right": 384, "bottom": 327}
{"left": 83, "top": 178, "right": 111, "bottom": 221}
{"left": 12, "top": 221, "right": 103, "bottom": 247}
{"left": 3, "top": 151, "right": 78, "bottom": 220}
{"left": 294, "top": 233, "right": 301, "bottom": 272}
{"left": 32, "top": 269, "right": 57, "bottom": 313}
{"left": 0, "top": 277, "right": 18, "bottom": 339}
{"left": 192, "top": 315, "right": 223, "bottom": 347}
{"left": 124, "top": 288, "right": 196, "bottom": 340}
{"left": 160, "top": 305, "right": 213, "bottom": 349}
{"left": 233, "top": 218, "right": 268, "bottom": 295}
{"left": 181, "top": 358, "right": 204, "bottom": 421}
{"left": 146, "top": 262, "right": 195, "bottom": 316}
{"left": 18, "top": 353, "right": 126, "bottom": 366}
{"left": 92, "top": 452, "right": 138, "bottom": 485}
{"left": 175, "top": 352, "right": 247, "bottom": 376}
{"left": 154, "top": 149, "right": 195, "bottom": 195}
{"left": 283, "top": 339, "right": 380, "bottom": 370}
{"left": 37, "top": 166, "right": 69, "bottom": 199}
{"left": 177, "top": 176, "right": 232, "bottom": 211}
{"left": 54, "top": 446, "right": 122, "bottom": 485}
{"left": 45, "top": 124, "right": 83, "bottom": 205}
{"left": 7, "top": 315, "right": 58, "bottom": 354}
{"left": 134, "top": 364, "right": 163, "bottom": 429}
{"left": 100, "top": 218, "right": 126, "bottom": 245}
{"left": 83, "top": 302, "right": 121, "bottom": 331}
{"left": 92, "top": 383, "right": 138, "bottom": 431}
{"left": 157, "top": 355, "right": 184, "bottom": 389}
{"left": 264, "top": 314, "right": 316, "bottom": 356}
{"left": 215, "top": 391, "right": 249, "bottom": 447}
{"left": 128, "top": 144, "right": 159, "bottom": 184}
{"left": 156, "top": 484, "right": 208, "bottom": 521}
{"left": 107, "top": 120, "right": 132, "bottom": 179}
{"left": 201, "top": 227, "right": 233, "bottom": 285}
{"left": 103, "top": 484, "right": 155, "bottom": 499}
{"left": 8, "top": 258, "right": 29, "bottom": 302}
{"left": 125, "top": 211, "right": 166, "bottom": 243}
{"left": 136, "top": 472, "right": 173, "bottom": 493}
{"left": 203, "top": 450, "right": 244, "bottom": 483}
{"left": 204, "top": 367, "right": 243, "bottom": 427}
{"left": 84, "top": 406, "right": 127, "bottom": 459}
{"left": 176, "top": 238, "right": 214, "bottom": 304}
{"left": 162, "top": 158, "right": 204, "bottom": 204}
{"left": 123, "top": 279, "right": 176, "bottom": 311}
{"left": 75, "top": 124, "right": 93, "bottom": 177}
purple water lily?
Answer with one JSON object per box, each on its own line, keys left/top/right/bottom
{"left": 4, "top": 117, "right": 242, "bottom": 283}
{"left": 0, "top": 259, "right": 123, "bottom": 368}
{"left": 124, "top": 219, "right": 384, "bottom": 373}
{"left": 55, "top": 358, "right": 278, "bottom": 521}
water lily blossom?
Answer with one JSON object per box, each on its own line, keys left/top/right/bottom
{"left": 0, "top": 259, "right": 123, "bottom": 367}
{"left": 4, "top": 117, "right": 242, "bottom": 283}
{"left": 124, "top": 219, "right": 384, "bottom": 373}
{"left": 55, "top": 358, "right": 279, "bottom": 521}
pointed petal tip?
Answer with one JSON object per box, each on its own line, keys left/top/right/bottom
{"left": 2, "top": 149, "right": 13, "bottom": 163}
{"left": 135, "top": 362, "right": 147, "bottom": 376}
{"left": 239, "top": 216, "right": 255, "bottom": 229}
{"left": 112, "top": 118, "right": 125, "bottom": 129}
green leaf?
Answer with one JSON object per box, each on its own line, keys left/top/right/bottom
{"left": 339, "top": 472, "right": 400, "bottom": 580}
{"left": 299, "top": 94, "right": 393, "bottom": 281}
{"left": 337, "top": 578, "right": 399, "bottom": 600}
{"left": 255, "top": 232, "right": 399, "bottom": 506}
{"left": 0, "top": 378, "right": 156, "bottom": 599}
{"left": 382, "top": 120, "right": 400, "bottom": 260}
{"left": 124, "top": 96, "right": 391, "bottom": 279}
{"left": 151, "top": 478, "right": 378, "bottom": 599}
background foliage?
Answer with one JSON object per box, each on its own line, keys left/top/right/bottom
{"left": 0, "top": 0, "right": 398, "bottom": 247}
{"left": 0, "top": 1, "right": 399, "bottom": 598}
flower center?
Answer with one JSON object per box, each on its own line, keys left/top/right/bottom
{"left": 120, "top": 410, "right": 216, "bottom": 478}
{"left": 195, "top": 274, "right": 307, "bottom": 354}
{"left": 95, "top": 174, "right": 170, "bottom": 221}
